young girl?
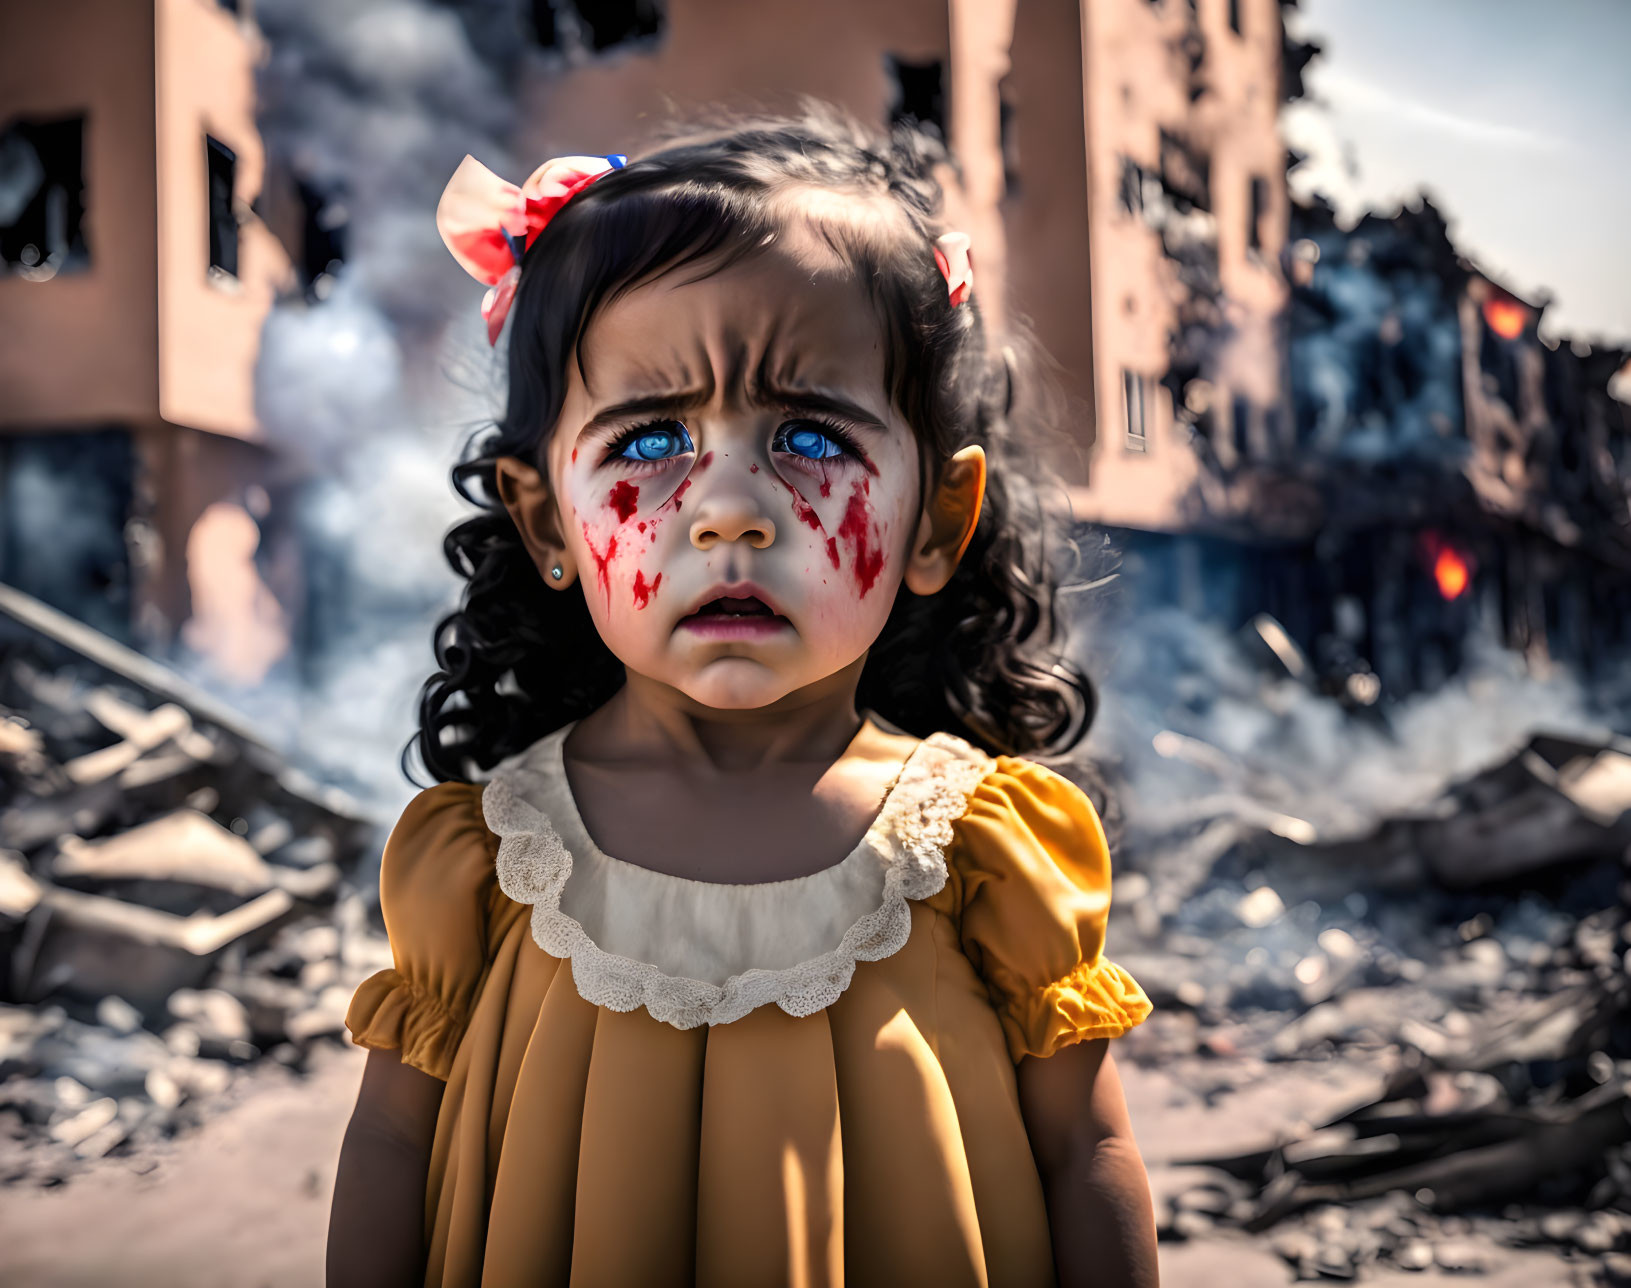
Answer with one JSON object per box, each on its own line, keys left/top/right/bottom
{"left": 328, "top": 104, "right": 1156, "bottom": 1288}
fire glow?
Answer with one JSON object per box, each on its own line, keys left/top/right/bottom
{"left": 1420, "top": 532, "right": 1474, "bottom": 601}
{"left": 1482, "top": 295, "right": 1528, "bottom": 341}
{"left": 1434, "top": 547, "right": 1470, "bottom": 600}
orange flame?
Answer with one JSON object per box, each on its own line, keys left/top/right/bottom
{"left": 1482, "top": 295, "right": 1527, "bottom": 340}
{"left": 1434, "top": 547, "right": 1470, "bottom": 600}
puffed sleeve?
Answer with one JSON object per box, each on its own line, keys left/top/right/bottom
{"left": 948, "top": 756, "right": 1153, "bottom": 1063}
{"left": 345, "top": 782, "right": 502, "bottom": 1080}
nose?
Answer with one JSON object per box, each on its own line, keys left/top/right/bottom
{"left": 689, "top": 474, "right": 777, "bottom": 551}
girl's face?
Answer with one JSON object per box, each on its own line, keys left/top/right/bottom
{"left": 539, "top": 236, "right": 927, "bottom": 710}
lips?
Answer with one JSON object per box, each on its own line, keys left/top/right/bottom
{"left": 693, "top": 595, "right": 774, "bottom": 617}
{"left": 680, "top": 582, "right": 786, "bottom": 620}
{"left": 677, "top": 582, "right": 791, "bottom": 636}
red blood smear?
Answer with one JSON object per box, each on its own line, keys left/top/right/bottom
{"left": 819, "top": 478, "right": 831, "bottom": 498}
{"left": 580, "top": 522, "right": 617, "bottom": 601}
{"left": 837, "top": 481, "right": 883, "bottom": 596}
{"left": 632, "top": 569, "right": 662, "bottom": 608}
{"left": 698, "top": 451, "right": 715, "bottom": 470}
{"left": 789, "top": 489, "right": 823, "bottom": 532}
{"left": 824, "top": 537, "right": 840, "bottom": 569}
{"left": 607, "top": 480, "right": 639, "bottom": 523}
{"left": 637, "top": 521, "right": 646, "bottom": 533}
{"left": 666, "top": 478, "right": 691, "bottom": 511}
{"left": 571, "top": 447, "right": 578, "bottom": 463}
{"left": 748, "top": 463, "right": 759, "bottom": 474}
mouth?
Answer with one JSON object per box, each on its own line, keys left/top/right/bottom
{"left": 677, "top": 585, "right": 792, "bottom": 638}
{"left": 693, "top": 595, "right": 776, "bottom": 617}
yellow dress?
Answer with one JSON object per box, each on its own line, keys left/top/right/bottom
{"left": 346, "top": 718, "right": 1152, "bottom": 1288}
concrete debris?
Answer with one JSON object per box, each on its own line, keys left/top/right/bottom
{"left": 0, "top": 625, "right": 389, "bottom": 1179}
{"left": 1101, "top": 692, "right": 1631, "bottom": 1279}
{"left": 1141, "top": 784, "right": 1631, "bottom": 1275}
{"left": 53, "top": 810, "right": 277, "bottom": 897}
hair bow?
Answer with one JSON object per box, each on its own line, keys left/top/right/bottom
{"left": 436, "top": 151, "right": 627, "bottom": 345}
{"left": 933, "top": 231, "right": 974, "bottom": 308}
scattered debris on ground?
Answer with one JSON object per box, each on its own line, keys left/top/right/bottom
{"left": 1110, "top": 713, "right": 1631, "bottom": 1281}
{"left": 0, "top": 591, "right": 390, "bottom": 1185}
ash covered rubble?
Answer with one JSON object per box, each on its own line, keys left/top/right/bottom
{"left": 1092, "top": 607, "right": 1631, "bottom": 1281}
{"left": 0, "top": 585, "right": 392, "bottom": 1183}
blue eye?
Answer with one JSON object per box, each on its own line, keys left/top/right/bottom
{"left": 618, "top": 422, "right": 693, "bottom": 462}
{"left": 776, "top": 421, "right": 847, "bottom": 461}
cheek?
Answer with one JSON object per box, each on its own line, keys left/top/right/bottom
{"left": 775, "top": 474, "right": 895, "bottom": 602}
{"left": 574, "top": 478, "right": 672, "bottom": 617}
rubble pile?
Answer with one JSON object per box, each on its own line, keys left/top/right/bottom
{"left": 1114, "top": 723, "right": 1631, "bottom": 1280}
{"left": 0, "top": 623, "right": 389, "bottom": 1182}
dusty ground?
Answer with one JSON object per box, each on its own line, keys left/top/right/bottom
{"left": 0, "top": 1040, "right": 1590, "bottom": 1286}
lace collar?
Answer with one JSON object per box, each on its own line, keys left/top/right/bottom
{"left": 481, "top": 716, "right": 995, "bottom": 1029}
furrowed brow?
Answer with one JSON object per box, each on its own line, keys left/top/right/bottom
{"left": 584, "top": 390, "right": 711, "bottom": 431}
{"left": 757, "top": 384, "right": 887, "bottom": 432}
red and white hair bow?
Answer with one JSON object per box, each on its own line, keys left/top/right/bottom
{"left": 933, "top": 230, "right": 974, "bottom": 308}
{"left": 435, "top": 151, "right": 626, "bottom": 344}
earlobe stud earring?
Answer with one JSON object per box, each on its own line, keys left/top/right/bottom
{"left": 550, "top": 565, "right": 563, "bottom": 581}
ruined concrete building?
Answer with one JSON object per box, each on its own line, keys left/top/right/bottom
{"left": 0, "top": 0, "right": 297, "bottom": 684}
{"left": 1065, "top": 0, "right": 1290, "bottom": 529}
{"left": 1276, "top": 195, "right": 1631, "bottom": 694}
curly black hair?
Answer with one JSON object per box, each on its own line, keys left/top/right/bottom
{"left": 406, "top": 101, "right": 1097, "bottom": 785}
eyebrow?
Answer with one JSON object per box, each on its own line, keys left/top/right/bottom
{"left": 584, "top": 384, "right": 887, "bottom": 433}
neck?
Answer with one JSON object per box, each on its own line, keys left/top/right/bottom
{"left": 574, "top": 659, "right": 870, "bottom": 773}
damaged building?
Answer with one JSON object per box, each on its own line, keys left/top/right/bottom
{"left": 0, "top": 0, "right": 301, "bottom": 690}
{"left": 1066, "top": 0, "right": 1292, "bottom": 526}
{"left": 1065, "top": 2, "right": 1631, "bottom": 703}
{"left": 1268, "top": 196, "right": 1631, "bottom": 698}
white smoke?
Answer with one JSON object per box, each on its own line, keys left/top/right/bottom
{"left": 179, "top": 0, "right": 523, "bottom": 810}
{"left": 1082, "top": 592, "right": 1615, "bottom": 845}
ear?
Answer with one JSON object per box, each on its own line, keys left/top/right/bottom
{"left": 494, "top": 455, "right": 577, "bottom": 588}
{"left": 904, "top": 445, "right": 986, "bottom": 596}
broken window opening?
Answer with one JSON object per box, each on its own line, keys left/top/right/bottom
{"left": 0, "top": 115, "right": 90, "bottom": 279}
{"left": 1159, "top": 129, "right": 1211, "bottom": 213}
{"left": 886, "top": 56, "right": 945, "bottom": 141}
{"left": 1248, "top": 174, "right": 1267, "bottom": 253}
{"left": 1231, "top": 393, "right": 1252, "bottom": 458}
{"left": 206, "top": 135, "right": 239, "bottom": 281}
{"left": 296, "top": 178, "right": 348, "bottom": 301}
{"left": 1119, "top": 156, "right": 1147, "bottom": 219}
{"left": 1124, "top": 369, "right": 1151, "bottom": 452}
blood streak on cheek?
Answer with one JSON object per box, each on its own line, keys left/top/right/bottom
{"left": 631, "top": 569, "right": 663, "bottom": 609}
{"left": 698, "top": 451, "right": 715, "bottom": 470}
{"left": 824, "top": 537, "right": 840, "bottom": 569}
{"left": 836, "top": 479, "right": 884, "bottom": 596}
{"left": 748, "top": 464, "right": 759, "bottom": 474}
{"left": 579, "top": 521, "right": 618, "bottom": 603}
{"left": 665, "top": 478, "right": 692, "bottom": 511}
{"left": 607, "top": 480, "right": 639, "bottom": 523}
{"left": 788, "top": 487, "right": 823, "bottom": 532}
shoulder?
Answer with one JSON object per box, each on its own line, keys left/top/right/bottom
{"left": 953, "top": 754, "right": 1109, "bottom": 870}
{"left": 944, "top": 753, "right": 1152, "bottom": 1061}
{"left": 376, "top": 781, "right": 503, "bottom": 950}
{"left": 348, "top": 782, "right": 503, "bottom": 1079}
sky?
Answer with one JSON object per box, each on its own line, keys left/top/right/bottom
{"left": 1281, "top": 0, "right": 1631, "bottom": 343}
